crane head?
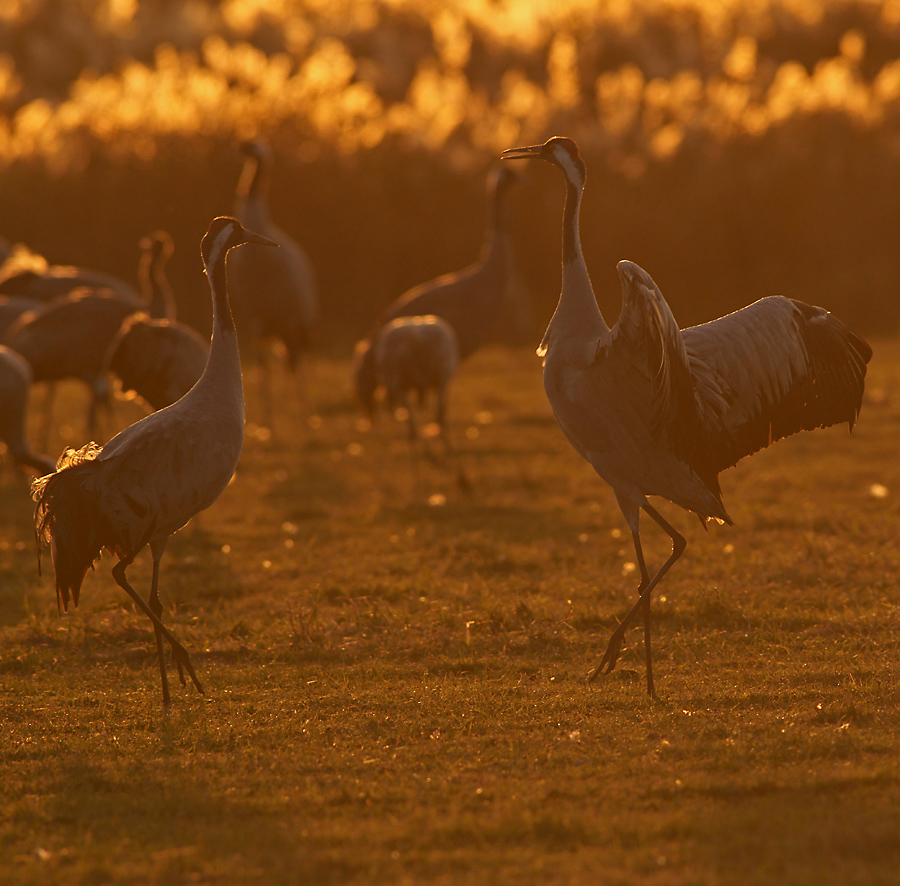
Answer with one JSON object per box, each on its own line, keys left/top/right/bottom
{"left": 239, "top": 138, "right": 270, "bottom": 163}
{"left": 501, "top": 136, "right": 586, "bottom": 188}
{"left": 201, "top": 217, "right": 278, "bottom": 272}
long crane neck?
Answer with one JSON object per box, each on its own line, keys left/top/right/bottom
{"left": 141, "top": 253, "right": 174, "bottom": 320}
{"left": 559, "top": 175, "right": 608, "bottom": 331}
{"left": 236, "top": 155, "right": 272, "bottom": 227}
{"left": 480, "top": 181, "right": 514, "bottom": 268}
{"left": 199, "top": 249, "right": 243, "bottom": 405}
{"left": 540, "top": 169, "right": 609, "bottom": 359}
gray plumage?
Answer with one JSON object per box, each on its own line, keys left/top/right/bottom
{"left": 6, "top": 289, "right": 139, "bottom": 439}
{"left": 0, "top": 346, "right": 55, "bottom": 475}
{"left": 357, "top": 315, "right": 460, "bottom": 439}
{"left": 0, "top": 295, "right": 43, "bottom": 342}
{"left": 0, "top": 263, "right": 141, "bottom": 305}
{"left": 32, "top": 217, "right": 276, "bottom": 706}
{"left": 353, "top": 165, "right": 523, "bottom": 402}
{"left": 104, "top": 313, "right": 209, "bottom": 412}
{"left": 502, "top": 136, "right": 872, "bottom": 695}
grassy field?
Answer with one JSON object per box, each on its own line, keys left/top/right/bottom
{"left": 2, "top": 337, "right": 900, "bottom": 885}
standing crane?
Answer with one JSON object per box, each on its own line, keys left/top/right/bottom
{"left": 32, "top": 217, "right": 276, "bottom": 706}
{"left": 229, "top": 138, "right": 319, "bottom": 427}
{"left": 353, "top": 165, "right": 524, "bottom": 408}
{"left": 501, "top": 136, "right": 871, "bottom": 695}
{"left": 0, "top": 346, "right": 55, "bottom": 476}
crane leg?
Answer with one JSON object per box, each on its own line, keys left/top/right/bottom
{"left": 587, "top": 503, "right": 685, "bottom": 695}
{"left": 147, "top": 537, "right": 180, "bottom": 706}
{"left": 111, "top": 557, "right": 203, "bottom": 705}
{"left": 148, "top": 557, "right": 171, "bottom": 706}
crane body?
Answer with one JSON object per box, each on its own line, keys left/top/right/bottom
{"left": 502, "top": 136, "right": 871, "bottom": 694}
{"left": 32, "top": 217, "right": 277, "bottom": 706}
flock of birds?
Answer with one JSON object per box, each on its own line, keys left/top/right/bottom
{"left": 2, "top": 136, "right": 872, "bottom": 705}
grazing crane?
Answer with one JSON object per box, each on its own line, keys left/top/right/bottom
{"left": 0, "top": 262, "right": 140, "bottom": 305}
{"left": 104, "top": 313, "right": 209, "bottom": 412}
{"left": 0, "top": 346, "right": 55, "bottom": 476}
{"left": 229, "top": 138, "right": 319, "bottom": 426}
{"left": 6, "top": 289, "right": 138, "bottom": 442}
{"left": 32, "top": 217, "right": 276, "bottom": 706}
{"left": 501, "top": 136, "right": 872, "bottom": 695}
{"left": 356, "top": 315, "right": 464, "bottom": 481}
{"left": 6, "top": 231, "right": 183, "bottom": 441}
{"left": 353, "top": 165, "right": 524, "bottom": 406}
{"left": 138, "top": 230, "right": 176, "bottom": 321}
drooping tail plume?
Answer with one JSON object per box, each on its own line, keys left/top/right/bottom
{"left": 32, "top": 442, "right": 105, "bottom": 612}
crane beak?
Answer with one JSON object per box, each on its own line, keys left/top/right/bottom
{"left": 501, "top": 144, "right": 546, "bottom": 161}
{"left": 241, "top": 229, "right": 279, "bottom": 248}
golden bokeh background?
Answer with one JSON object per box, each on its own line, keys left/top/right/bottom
{"left": 1, "top": 0, "right": 899, "bottom": 343}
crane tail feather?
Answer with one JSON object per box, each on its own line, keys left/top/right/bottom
{"left": 32, "top": 443, "right": 105, "bottom": 613}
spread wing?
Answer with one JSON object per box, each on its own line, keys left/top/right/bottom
{"left": 682, "top": 296, "right": 872, "bottom": 475}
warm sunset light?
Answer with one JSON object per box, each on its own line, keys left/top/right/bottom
{"left": 1, "top": 4, "right": 900, "bottom": 885}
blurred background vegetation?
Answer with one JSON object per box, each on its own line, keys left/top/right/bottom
{"left": 1, "top": 0, "right": 899, "bottom": 346}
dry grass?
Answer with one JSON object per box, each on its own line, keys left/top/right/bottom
{"left": 1, "top": 336, "right": 900, "bottom": 885}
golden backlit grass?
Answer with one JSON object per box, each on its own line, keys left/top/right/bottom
{"left": 2, "top": 338, "right": 900, "bottom": 884}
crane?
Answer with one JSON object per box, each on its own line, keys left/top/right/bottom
{"left": 104, "top": 313, "right": 209, "bottom": 412}
{"left": 501, "top": 136, "right": 872, "bottom": 695}
{"left": 104, "top": 231, "right": 208, "bottom": 413}
{"left": 6, "top": 288, "right": 138, "bottom": 443}
{"left": 6, "top": 231, "right": 184, "bottom": 442}
{"left": 32, "top": 217, "right": 277, "bottom": 706}
{"left": 228, "top": 138, "right": 319, "bottom": 427}
{"left": 356, "top": 315, "right": 466, "bottom": 487}
{"left": 0, "top": 346, "right": 55, "bottom": 476}
{"left": 0, "top": 257, "right": 140, "bottom": 305}
{"left": 353, "top": 165, "right": 524, "bottom": 406}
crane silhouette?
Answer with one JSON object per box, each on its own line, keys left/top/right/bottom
{"left": 355, "top": 314, "right": 467, "bottom": 487}
{"left": 6, "top": 289, "right": 139, "bottom": 442}
{"left": 104, "top": 313, "right": 208, "bottom": 412}
{"left": 32, "top": 217, "right": 276, "bottom": 706}
{"left": 353, "top": 165, "right": 525, "bottom": 407}
{"left": 0, "top": 346, "right": 55, "bottom": 476}
{"left": 6, "top": 230, "right": 185, "bottom": 442}
{"left": 0, "top": 259, "right": 140, "bottom": 305}
{"left": 229, "top": 139, "right": 319, "bottom": 427}
{"left": 501, "top": 136, "right": 872, "bottom": 695}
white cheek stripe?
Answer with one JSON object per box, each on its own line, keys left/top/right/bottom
{"left": 555, "top": 149, "right": 581, "bottom": 186}
{"left": 207, "top": 226, "right": 236, "bottom": 270}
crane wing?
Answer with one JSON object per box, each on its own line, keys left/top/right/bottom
{"left": 603, "top": 263, "right": 701, "bottom": 454}
{"left": 682, "top": 296, "right": 871, "bottom": 475}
